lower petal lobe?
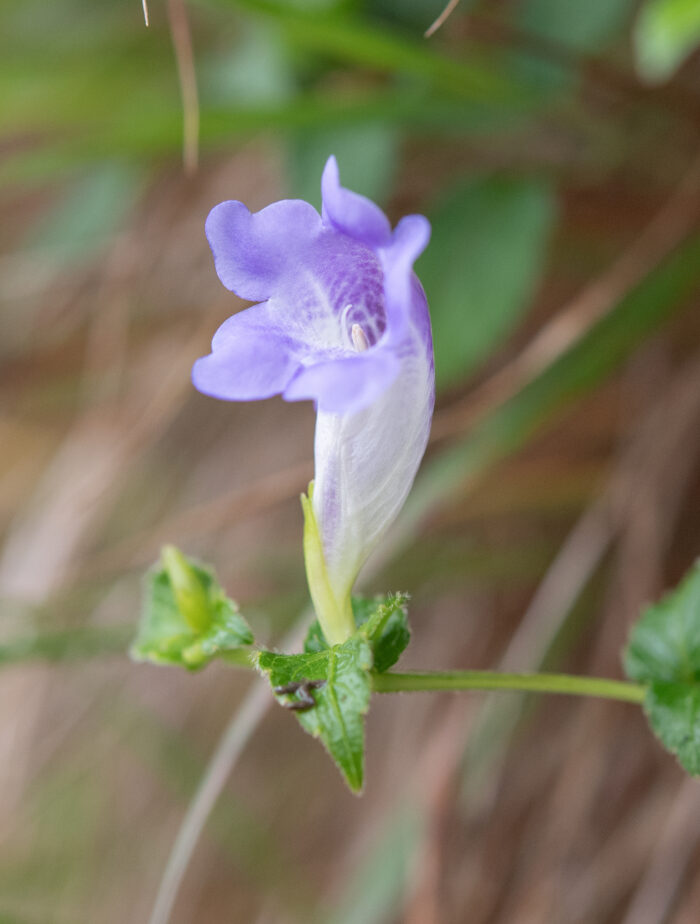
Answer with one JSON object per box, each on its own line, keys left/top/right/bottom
{"left": 192, "top": 303, "right": 300, "bottom": 401}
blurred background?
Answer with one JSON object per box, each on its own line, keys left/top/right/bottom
{"left": 2, "top": 0, "right": 700, "bottom": 921}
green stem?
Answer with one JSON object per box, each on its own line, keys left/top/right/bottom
{"left": 371, "top": 670, "right": 646, "bottom": 704}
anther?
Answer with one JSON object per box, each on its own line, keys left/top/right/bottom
{"left": 351, "top": 323, "right": 370, "bottom": 352}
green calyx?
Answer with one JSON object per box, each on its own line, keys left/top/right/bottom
{"left": 301, "top": 482, "right": 356, "bottom": 647}
{"left": 131, "top": 545, "right": 254, "bottom": 670}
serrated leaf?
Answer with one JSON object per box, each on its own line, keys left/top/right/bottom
{"left": 624, "top": 560, "right": 700, "bottom": 775}
{"left": 304, "top": 594, "right": 411, "bottom": 672}
{"left": 131, "top": 552, "right": 253, "bottom": 670}
{"left": 257, "top": 637, "right": 373, "bottom": 792}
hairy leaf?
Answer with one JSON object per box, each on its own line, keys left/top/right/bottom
{"left": 257, "top": 637, "right": 373, "bottom": 792}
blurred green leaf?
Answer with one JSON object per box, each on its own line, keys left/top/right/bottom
{"left": 0, "top": 91, "right": 529, "bottom": 189}
{"left": 257, "top": 636, "right": 373, "bottom": 791}
{"left": 419, "top": 175, "right": 555, "bottom": 390}
{"left": 286, "top": 123, "right": 398, "bottom": 210}
{"left": 225, "top": 0, "right": 538, "bottom": 105}
{"left": 635, "top": 0, "right": 700, "bottom": 83}
{"left": 131, "top": 548, "right": 254, "bottom": 670}
{"left": 199, "top": 24, "right": 296, "bottom": 104}
{"left": 28, "top": 163, "right": 143, "bottom": 264}
{"left": 625, "top": 561, "right": 700, "bottom": 774}
{"left": 518, "top": 0, "right": 635, "bottom": 52}
{"left": 511, "top": 0, "right": 634, "bottom": 94}
{"left": 304, "top": 594, "right": 411, "bottom": 672}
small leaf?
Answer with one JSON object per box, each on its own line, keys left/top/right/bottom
{"left": 256, "top": 637, "right": 373, "bottom": 792}
{"left": 356, "top": 594, "right": 411, "bottom": 673}
{"left": 304, "top": 594, "right": 411, "bottom": 672}
{"left": 624, "top": 560, "right": 700, "bottom": 775}
{"left": 131, "top": 548, "right": 254, "bottom": 670}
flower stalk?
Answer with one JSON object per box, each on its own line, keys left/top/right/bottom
{"left": 371, "top": 670, "right": 646, "bottom": 703}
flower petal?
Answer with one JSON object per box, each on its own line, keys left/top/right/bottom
{"left": 312, "top": 326, "right": 434, "bottom": 603}
{"left": 321, "top": 156, "right": 392, "bottom": 249}
{"left": 283, "top": 349, "right": 400, "bottom": 414}
{"left": 192, "top": 302, "right": 301, "bottom": 401}
{"left": 380, "top": 214, "right": 431, "bottom": 335}
{"left": 206, "top": 198, "right": 324, "bottom": 302}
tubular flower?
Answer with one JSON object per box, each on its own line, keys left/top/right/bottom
{"left": 193, "top": 156, "right": 434, "bottom": 645}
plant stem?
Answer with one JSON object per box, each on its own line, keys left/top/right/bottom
{"left": 371, "top": 670, "right": 646, "bottom": 704}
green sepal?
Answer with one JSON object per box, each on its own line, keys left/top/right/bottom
{"left": 624, "top": 559, "right": 700, "bottom": 775}
{"left": 255, "top": 636, "right": 373, "bottom": 793}
{"left": 304, "top": 593, "right": 410, "bottom": 673}
{"left": 131, "top": 547, "right": 254, "bottom": 670}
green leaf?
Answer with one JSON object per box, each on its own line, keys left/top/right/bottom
{"left": 256, "top": 637, "right": 373, "bottom": 792}
{"left": 624, "top": 560, "right": 700, "bottom": 775}
{"left": 131, "top": 548, "right": 254, "bottom": 670}
{"left": 356, "top": 594, "right": 411, "bottom": 673}
{"left": 624, "top": 561, "right": 700, "bottom": 684}
{"left": 418, "top": 175, "right": 555, "bottom": 390}
{"left": 635, "top": 0, "right": 700, "bottom": 83}
{"left": 644, "top": 682, "right": 700, "bottom": 775}
{"left": 304, "top": 594, "right": 411, "bottom": 673}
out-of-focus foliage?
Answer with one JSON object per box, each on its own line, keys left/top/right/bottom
{"left": 419, "top": 176, "right": 555, "bottom": 390}
{"left": 635, "top": 0, "right": 700, "bottom": 82}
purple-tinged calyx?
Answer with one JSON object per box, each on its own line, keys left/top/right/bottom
{"left": 193, "top": 156, "right": 435, "bottom": 646}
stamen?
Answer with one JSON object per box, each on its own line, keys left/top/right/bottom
{"left": 351, "top": 323, "right": 370, "bottom": 352}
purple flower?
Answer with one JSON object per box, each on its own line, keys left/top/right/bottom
{"left": 194, "top": 156, "right": 434, "bottom": 644}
